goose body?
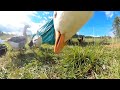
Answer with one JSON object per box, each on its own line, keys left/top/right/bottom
{"left": 8, "top": 36, "right": 27, "bottom": 50}
{"left": 7, "top": 25, "right": 30, "bottom": 50}
{"left": 32, "top": 35, "right": 42, "bottom": 48}
{"left": 53, "top": 11, "right": 94, "bottom": 53}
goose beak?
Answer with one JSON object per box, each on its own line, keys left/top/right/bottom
{"left": 54, "top": 30, "right": 66, "bottom": 54}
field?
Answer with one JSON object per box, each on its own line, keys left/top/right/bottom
{"left": 0, "top": 36, "right": 120, "bottom": 79}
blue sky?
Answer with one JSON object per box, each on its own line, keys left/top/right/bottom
{"left": 0, "top": 11, "right": 119, "bottom": 37}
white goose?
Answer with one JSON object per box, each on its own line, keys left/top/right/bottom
{"left": 29, "top": 35, "right": 42, "bottom": 48}
{"left": 53, "top": 11, "right": 94, "bottom": 54}
{"left": 7, "top": 25, "right": 30, "bottom": 50}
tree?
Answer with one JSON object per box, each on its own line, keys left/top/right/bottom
{"left": 112, "top": 16, "right": 120, "bottom": 38}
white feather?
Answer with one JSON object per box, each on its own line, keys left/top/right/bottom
{"left": 8, "top": 41, "right": 19, "bottom": 50}
{"left": 32, "top": 35, "right": 42, "bottom": 47}
{"left": 54, "top": 11, "right": 94, "bottom": 42}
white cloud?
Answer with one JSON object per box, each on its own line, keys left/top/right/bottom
{"left": 38, "top": 20, "right": 47, "bottom": 28}
{"left": 35, "top": 15, "right": 42, "bottom": 19}
{"left": 104, "top": 11, "right": 114, "bottom": 18}
{"left": 0, "top": 11, "right": 43, "bottom": 36}
{"left": 44, "top": 17, "right": 47, "bottom": 20}
{"left": 0, "top": 11, "right": 37, "bottom": 24}
{"left": 103, "top": 11, "right": 120, "bottom": 21}
{"left": 29, "top": 20, "right": 48, "bottom": 34}
{"left": 28, "top": 22, "right": 41, "bottom": 34}
{"left": 89, "top": 35, "right": 100, "bottom": 37}
{"left": 76, "top": 32, "right": 80, "bottom": 35}
{"left": 43, "top": 11, "right": 50, "bottom": 15}
{"left": 103, "top": 11, "right": 120, "bottom": 19}
{"left": 108, "top": 31, "right": 115, "bottom": 37}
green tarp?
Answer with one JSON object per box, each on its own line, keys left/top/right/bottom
{"left": 32, "top": 19, "right": 55, "bottom": 45}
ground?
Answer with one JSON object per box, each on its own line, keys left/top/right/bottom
{"left": 106, "top": 43, "right": 120, "bottom": 48}
{"left": 0, "top": 37, "right": 120, "bottom": 79}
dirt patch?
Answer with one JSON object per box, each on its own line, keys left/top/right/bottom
{"left": 105, "top": 43, "right": 120, "bottom": 48}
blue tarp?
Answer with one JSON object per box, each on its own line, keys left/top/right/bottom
{"left": 32, "top": 19, "right": 55, "bottom": 45}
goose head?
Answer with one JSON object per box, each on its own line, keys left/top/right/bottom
{"left": 53, "top": 11, "right": 94, "bottom": 54}
{"left": 24, "top": 25, "right": 31, "bottom": 29}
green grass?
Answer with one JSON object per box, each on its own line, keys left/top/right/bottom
{"left": 0, "top": 37, "right": 120, "bottom": 79}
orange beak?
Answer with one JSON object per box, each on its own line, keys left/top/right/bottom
{"left": 54, "top": 30, "right": 66, "bottom": 54}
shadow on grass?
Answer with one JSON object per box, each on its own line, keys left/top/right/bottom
{"left": 11, "top": 47, "right": 58, "bottom": 68}
{"left": 36, "top": 47, "right": 59, "bottom": 65}
{"left": 11, "top": 52, "right": 36, "bottom": 68}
